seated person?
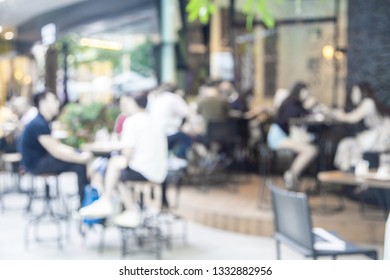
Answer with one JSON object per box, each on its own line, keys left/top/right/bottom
{"left": 333, "top": 82, "right": 390, "bottom": 171}
{"left": 12, "top": 96, "right": 38, "bottom": 128}
{"left": 267, "top": 82, "right": 318, "bottom": 189}
{"left": 80, "top": 92, "right": 168, "bottom": 225}
{"left": 0, "top": 103, "right": 18, "bottom": 153}
{"left": 19, "top": 90, "right": 92, "bottom": 205}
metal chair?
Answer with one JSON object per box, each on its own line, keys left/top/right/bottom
{"left": 267, "top": 180, "right": 378, "bottom": 260}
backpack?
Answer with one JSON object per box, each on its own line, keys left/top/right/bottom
{"left": 82, "top": 185, "right": 105, "bottom": 225}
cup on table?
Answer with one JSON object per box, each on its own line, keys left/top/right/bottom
{"left": 354, "top": 159, "right": 369, "bottom": 176}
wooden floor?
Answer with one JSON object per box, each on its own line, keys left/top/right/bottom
{"left": 163, "top": 174, "right": 386, "bottom": 245}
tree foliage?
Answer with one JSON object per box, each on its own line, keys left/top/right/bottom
{"left": 186, "top": 0, "right": 306, "bottom": 30}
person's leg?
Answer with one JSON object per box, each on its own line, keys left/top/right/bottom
{"left": 79, "top": 155, "right": 127, "bottom": 217}
{"left": 168, "top": 132, "right": 193, "bottom": 159}
{"left": 32, "top": 154, "right": 89, "bottom": 205}
{"left": 102, "top": 155, "right": 128, "bottom": 199}
{"left": 278, "top": 138, "right": 318, "bottom": 177}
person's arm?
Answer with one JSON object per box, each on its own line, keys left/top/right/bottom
{"left": 334, "top": 99, "right": 375, "bottom": 124}
{"left": 38, "top": 135, "right": 92, "bottom": 164}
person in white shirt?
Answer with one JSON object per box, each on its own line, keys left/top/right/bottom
{"left": 333, "top": 82, "right": 389, "bottom": 171}
{"left": 148, "top": 84, "right": 192, "bottom": 159}
{"left": 12, "top": 96, "right": 38, "bottom": 127}
{"left": 80, "top": 91, "right": 168, "bottom": 225}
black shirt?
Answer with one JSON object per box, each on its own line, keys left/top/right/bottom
{"left": 20, "top": 113, "right": 51, "bottom": 171}
{"left": 275, "top": 99, "right": 308, "bottom": 134}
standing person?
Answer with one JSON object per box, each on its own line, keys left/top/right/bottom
{"left": 80, "top": 92, "right": 168, "bottom": 224}
{"left": 20, "top": 90, "right": 92, "bottom": 205}
{"left": 333, "top": 82, "right": 390, "bottom": 171}
{"left": 267, "top": 82, "right": 318, "bottom": 189}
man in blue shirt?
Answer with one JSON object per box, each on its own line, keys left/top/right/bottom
{"left": 20, "top": 90, "right": 92, "bottom": 205}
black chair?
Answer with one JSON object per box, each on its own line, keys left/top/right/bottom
{"left": 267, "top": 180, "right": 378, "bottom": 260}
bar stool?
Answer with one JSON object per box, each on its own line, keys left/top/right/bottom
{"left": 0, "top": 153, "right": 28, "bottom": 211}
{"left": 24, "top": 172, "right": 68, "bottom": 250}
{"left": 117, "top": 178, "right": 187, "bottom": 259}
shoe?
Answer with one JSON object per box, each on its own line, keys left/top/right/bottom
{"left": 284, "top": 171, "right": 298, "bottom": 191}
{"left": 113, "top": 210, "right": 141, "bottom": 228}
{"left": 168, "top": 155, "right": 188, "bottom": 171}
{"left": 79, "top": 197, "right": 113, "bottom": 218}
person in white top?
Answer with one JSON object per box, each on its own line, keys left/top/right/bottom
{"left": 12, "top": 96, "right": 38, "bottom": 127}
{"left": 333, "top": 82, "right": 390, "bottom": 171}
{"left": 148, "top": 84, "right": 192, "bottom": 159}
{"left": 80, "top": 92, "right": 168, "bottom": 224}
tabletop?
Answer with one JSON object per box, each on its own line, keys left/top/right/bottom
{"left": 318, "top": 170, "right": 390, "bottom": 189}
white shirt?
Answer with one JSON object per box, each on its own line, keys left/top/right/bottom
{"left": 147, "top": 91, "right": 189, "bottom": 136}
{"left": 121, "top": 111, "right": 168, "bottom": 183}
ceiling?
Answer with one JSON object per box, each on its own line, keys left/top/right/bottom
{"left": 0, "top": 0, "right": 159, "bottom": 53}
{"left": 0, "top": 0, "right": 86, "bottom": 28}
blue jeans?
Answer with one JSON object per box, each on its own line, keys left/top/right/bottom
{"left": 29, "top": 154, "right": 89, "bottom": 205}
{"left": 168, "top": 132, "right": 193, "bottom": 159}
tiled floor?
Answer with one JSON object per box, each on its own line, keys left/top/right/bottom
{"left": 0, "top": 172, "right": 384, "bottom": 260}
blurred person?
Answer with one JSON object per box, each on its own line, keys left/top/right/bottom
{"left": 112, "top": 94, "right": 138, "bottom": 140}
{"left": 148, "top": 83, "right": 192, "bottom": 159}
{"left": 80, "top": 92, "right": 168, "bottom": 224}
{"left": 12, "top": 96, "right": 38, "bottom": 128}
{"left": 267, "top": 82, "right": 318, "bottom": 189}
{"left": 219, "top": 80, "right": 248, "bottom": 117}
{"left": 197, "top": 80, "right": 229, "bottom": 127}
{"left": 0, "top": 102, "right": 18, "bottom": 153}
{"left": 333, "top": 82, "right": 390, "bottom": 171}
{"left": 20, "top": 90, "right": 92, "bottom": 205}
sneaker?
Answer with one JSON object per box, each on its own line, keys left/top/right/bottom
{"left": 113, "top": 210, "right": 141, "bottom": 228}
{"left": 79, "top": 197, "right": 113, "bottom": 218}
{"left": 168, "top": 155, "right": 188, "bottom": 171}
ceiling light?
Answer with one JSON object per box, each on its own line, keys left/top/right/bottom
{"left": 80, "top": 38, "right": 123, "bottom": 51}
{"left": 322, "top": 45, "right": 334, "bottom": 60}
{"left": 4, "top": 31, "right": 15, "bottom": 40}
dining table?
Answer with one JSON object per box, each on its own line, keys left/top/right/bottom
{"left": 80, "top": 141, "right": 123, "bottom": 157}
{"left": 317, "top": 169, "right": 390, "bottom": 218}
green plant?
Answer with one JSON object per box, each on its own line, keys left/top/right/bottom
{"left": 185, "top": 0, "right": 319, "bottom": 30}
{"left": 59, "top": 102, "right": 120, "bottom": 148}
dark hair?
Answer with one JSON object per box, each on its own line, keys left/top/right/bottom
{"left": 354, "top": 82, "right": 389, "bottom": 116}
{"left": 134, "top": 91, "right": 149, "bottom": 109}
{"left": 284, "top": 81, "right": 307, "bottom": 104}
{"left": 33, "top": 90, "right": 55, "bottom": 108}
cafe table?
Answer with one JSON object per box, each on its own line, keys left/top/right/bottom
{"left": 80, "top": 141, "right": 123, "bottom": 157}
{"left": 317, "top": 169, "right": 390, "bottom": 218}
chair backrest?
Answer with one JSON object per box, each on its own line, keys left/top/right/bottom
{"left": 268, "top": 181, "right": 315, "bottom": 252}
{"left": 206, "top": 120, "right": 235, "bottom": 143}
{"left": 384, "top": 213, "right": 390, "bottom": 260}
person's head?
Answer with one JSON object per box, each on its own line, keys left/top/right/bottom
{"left": 201, "top": 80, "right": 220, "bottom": 97}
{"left": 351, "top": 82, "right": 374, "bottom": 105}
{"left": 33, "top": 90, "right": 60, "bottom": 120}
{"left": 12, "top": 96, "right": 31, "bottom": 118}
{"left": 219, "top": 80, "right": 236, "bottom": 98}
{"left": 351, "top": 81, "right": 389, "bottom": 115}
{"left": 133, "top": 91, "right": 148, "bottom": 109}
{"left": 287, "top": 82, "right": 309, "bottom": 103}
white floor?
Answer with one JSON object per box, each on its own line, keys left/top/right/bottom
{"left": 0, "top": 172, "right": 383, "bottom": 260}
